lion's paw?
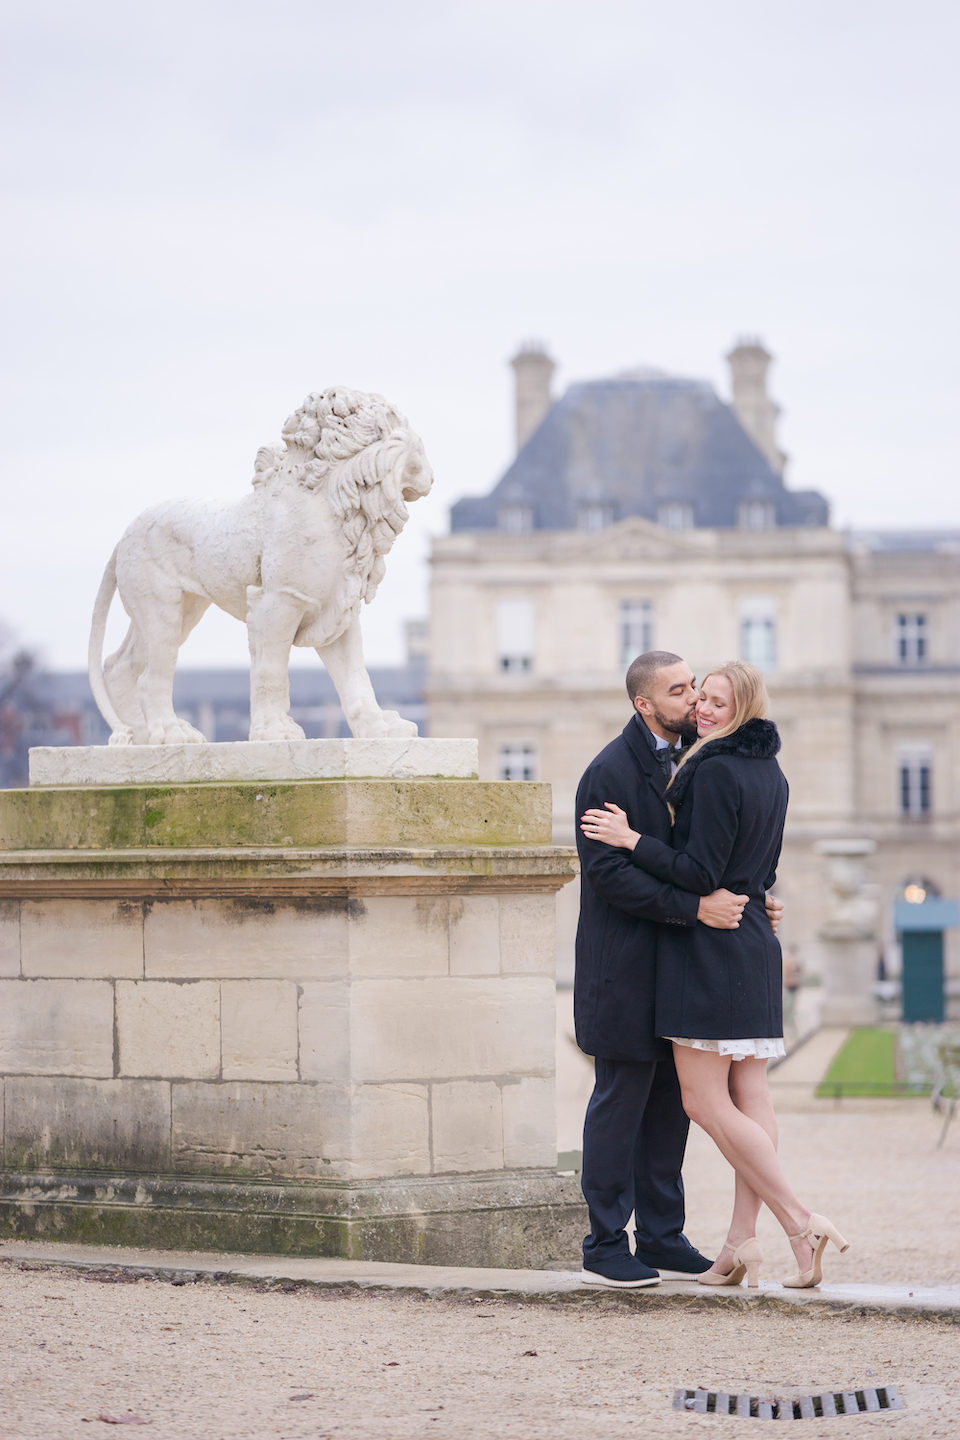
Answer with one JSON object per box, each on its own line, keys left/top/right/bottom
{"left": 108, "top": 726, "right": 135, "bottom": 747}
{"left": 381, "top": 712, "right": 419, "bottom": 738}
{"left": 146, "top": 719, "right": 207, "bottom": 746}
{"left": 351, "top": 711, "right": 419, "bottom": 739}
{"left": 248, "top": 716, "right": 306, "bottom": 743}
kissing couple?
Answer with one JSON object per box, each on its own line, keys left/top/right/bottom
{"left": 574, "top": 651, "right": 849, "bottom": 1290}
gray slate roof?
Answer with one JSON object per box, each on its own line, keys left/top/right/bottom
{"left": 451, "top": 375, "right": 829, "bottom": 531}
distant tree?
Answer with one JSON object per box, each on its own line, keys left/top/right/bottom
{"left": 0, "top": 623, "right": 48, "bottom": 787}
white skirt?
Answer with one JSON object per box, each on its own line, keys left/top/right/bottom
{"left": 667, "top": 1036, "right": 786, "bottom": 1062}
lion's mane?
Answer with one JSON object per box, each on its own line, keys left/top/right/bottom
{"left": 259, "top": 387, "right": 419, "bottom": 615}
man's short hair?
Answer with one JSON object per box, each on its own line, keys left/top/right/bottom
{"left": 626, "top": 650, "right": 684, "bottom": 703}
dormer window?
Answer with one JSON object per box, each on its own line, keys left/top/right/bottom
{"left": 739, "top": 500, "right": 776, "bottom": 531}
{"left": 497, "top": 504, "right": 533, "bottom": 534}
{"left": 657, "top": 502, "right": 693, "bottom": 531}
{"left": 577, "top": 503, "right": 613, "bottom": 532}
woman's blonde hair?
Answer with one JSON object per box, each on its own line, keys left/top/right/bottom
{"left": 668, "top": 660, "right": 770, "bottom": 788}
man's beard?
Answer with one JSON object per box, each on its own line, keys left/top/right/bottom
{"left": 652, "top": 707, "right": 698, "bottom": 742}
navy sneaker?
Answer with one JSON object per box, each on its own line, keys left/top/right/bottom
{"left": 580, "top": 1253, "right": 660, "bottom": 1289}
{"left": 633, "top": 1240, "right": 713, "bottom": 1280}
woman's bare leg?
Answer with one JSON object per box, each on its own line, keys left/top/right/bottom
{"left": 704, "top": 1057, "right": 780, "bottom": 1277}
{"left": 673, "top": 1045, "right": 814, "bottom": 1274}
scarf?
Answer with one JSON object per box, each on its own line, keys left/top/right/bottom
{"left": 666, "top": 717, "right": 781, "bottom": 811}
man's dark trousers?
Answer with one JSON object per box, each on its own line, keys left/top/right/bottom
{"left": 581, "top": 1054, "right": 690, "bottom": 1267}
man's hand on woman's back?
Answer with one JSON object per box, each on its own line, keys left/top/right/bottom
{"left": 697, "top": 890, "right": 748, "bottom": 929}
{"left": 764, "top": 894, "right": 784, "bottom": 934}
{"left": 697, "top": 890, "right": 784, "bottom": 932}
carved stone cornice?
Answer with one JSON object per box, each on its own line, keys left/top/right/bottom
{"left": 0, "top": 844, "right": 579, "bottom": 899}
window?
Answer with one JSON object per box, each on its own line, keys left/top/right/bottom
{"left": 899, "top": 746, "right": 932, "bottom": 820}
{"left": 740, "top": 596, "right": 777, "bottom": 671}
{"left": 620, "top": 600, "right": 653, "bottom": 667}
{"left": 896, "top": 613, "right": 927, "bottom": 665}
{"left": 496, "top": 599, "right": 535, "bottom": 673}
{"left": 577, "top": 503, "right": 613, "bottom": 532}
{"left": 404, "top": 618, "right": 429, "bottom": 661}
{"left": 497, "top": 504, "right": 533, "bottom": 534}
{"left": 657, "top": 502, "right": 694, "bottom": 531}
{"left": 499, "top": 743, "right": 538, "bottom": 781}
{"left": 738, "top": 500, "right": 776, "bottom": 531}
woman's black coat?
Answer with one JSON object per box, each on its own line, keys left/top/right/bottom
{"left": 574, "top": 714, "right": 700, "bottom": 1063}
{"left": 630, "top": 718, "right": 788, "bottom": 1041}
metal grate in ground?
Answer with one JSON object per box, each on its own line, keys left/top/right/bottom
{"left": 672, "top": 1386, "right": 903, "bottom": 1419}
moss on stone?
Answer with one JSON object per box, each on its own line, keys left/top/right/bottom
{"left": 0, "top": 780, "right": 553, "bottom": 851}
{"left": 0, "top": 1171, "right": 585, "bottom": 1267}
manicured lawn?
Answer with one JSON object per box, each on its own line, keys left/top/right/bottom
{"left": 815, "top": 1027, "right": 914, "bottom": 1097}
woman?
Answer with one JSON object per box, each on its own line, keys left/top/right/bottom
{"left": 580, "top": 661, "right": 848, "bottom": 1289}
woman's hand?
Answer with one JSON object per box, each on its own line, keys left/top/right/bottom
{"left": 580, "top": 803, "right": 641, "bottom": 850}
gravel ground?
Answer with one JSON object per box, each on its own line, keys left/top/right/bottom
{"left": 1, "top": 1261, "right": 959, "bottom": 1439}
{"left": 558, "top": 1007, "right": 960, "bottom": 1287}
{"left": 2, "top": 1024, "right": 958, "bottom": 1436}
{"left": 679, "top": 1103, "right": 960, "bottom": 1289}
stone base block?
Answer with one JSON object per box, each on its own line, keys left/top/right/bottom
{"left": 0, "top": 1169, "right": 586, "bottom": 1269}
{"left": 1, "top": 780, "right": 551, "bottom": 854}
{"left": 29, "top": 738, "right": 479, "bottom": 788}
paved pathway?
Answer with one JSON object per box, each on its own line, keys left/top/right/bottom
{"left": 2, "top": 1238, "right": 959, "bottom": 1323}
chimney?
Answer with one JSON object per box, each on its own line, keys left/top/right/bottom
{"left": 510, "top": 342, "right": 555, "bottom": 451}
{"left": 726, "top": 337, "right": 787, "bottom": 475}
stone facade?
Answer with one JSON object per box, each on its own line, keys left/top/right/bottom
{"left": 427, "top": 346, "right": 960, "bottom": 1017}
{"left": 0, "top": 774, "right": 583, "bottom": 1263}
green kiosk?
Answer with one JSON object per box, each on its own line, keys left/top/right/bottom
{"left": 894, "top": 897, "right": 960, "bottom": 1023}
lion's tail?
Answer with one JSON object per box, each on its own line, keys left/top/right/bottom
{"left": 88, "top": 549, "right": 133, "bottom": 745}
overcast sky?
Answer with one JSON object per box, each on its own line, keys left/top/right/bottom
{"left": 2, "top": 0, "right": 958, "bottom": 671}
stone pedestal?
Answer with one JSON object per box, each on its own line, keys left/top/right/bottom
{"left": 818, "top": 937, "right": 882, "bottom": 1026}
{"left": 814, "top": 838, "right": 881, "bottom": 1027}
{"left": 0, "top": 745, "right": 583, "bottom": 1265}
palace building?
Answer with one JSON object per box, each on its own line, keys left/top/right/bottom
{"left": 426, "top": 341, "right": 960, "bottom": 1021}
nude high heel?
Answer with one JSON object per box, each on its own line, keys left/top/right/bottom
{"left": 782, "top": 1213, "right": 849, "bottom": 1289}
{"left": 698, "top": 1237, "right": 763, "bottom": 1289}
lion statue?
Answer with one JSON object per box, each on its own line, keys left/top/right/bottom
{"left": 88, "top": 387, "right": 433, "bottom": 746}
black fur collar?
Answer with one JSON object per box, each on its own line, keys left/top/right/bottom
{"left": 667, "top": 718, "right": 781, "bottom": 809}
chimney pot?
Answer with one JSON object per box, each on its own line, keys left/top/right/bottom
{"left": 726, "top": 337, "right": 787, "bottom": 475}
{"left": 510, "top": 342, "right": 555, "bottom": 451}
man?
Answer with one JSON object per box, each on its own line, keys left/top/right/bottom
{"left": 574, "top": 650, "right": 783, "bottom": 1287}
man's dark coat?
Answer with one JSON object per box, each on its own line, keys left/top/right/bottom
{"left": 574, "top": 714, "right": 699, "bottom": 1062}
